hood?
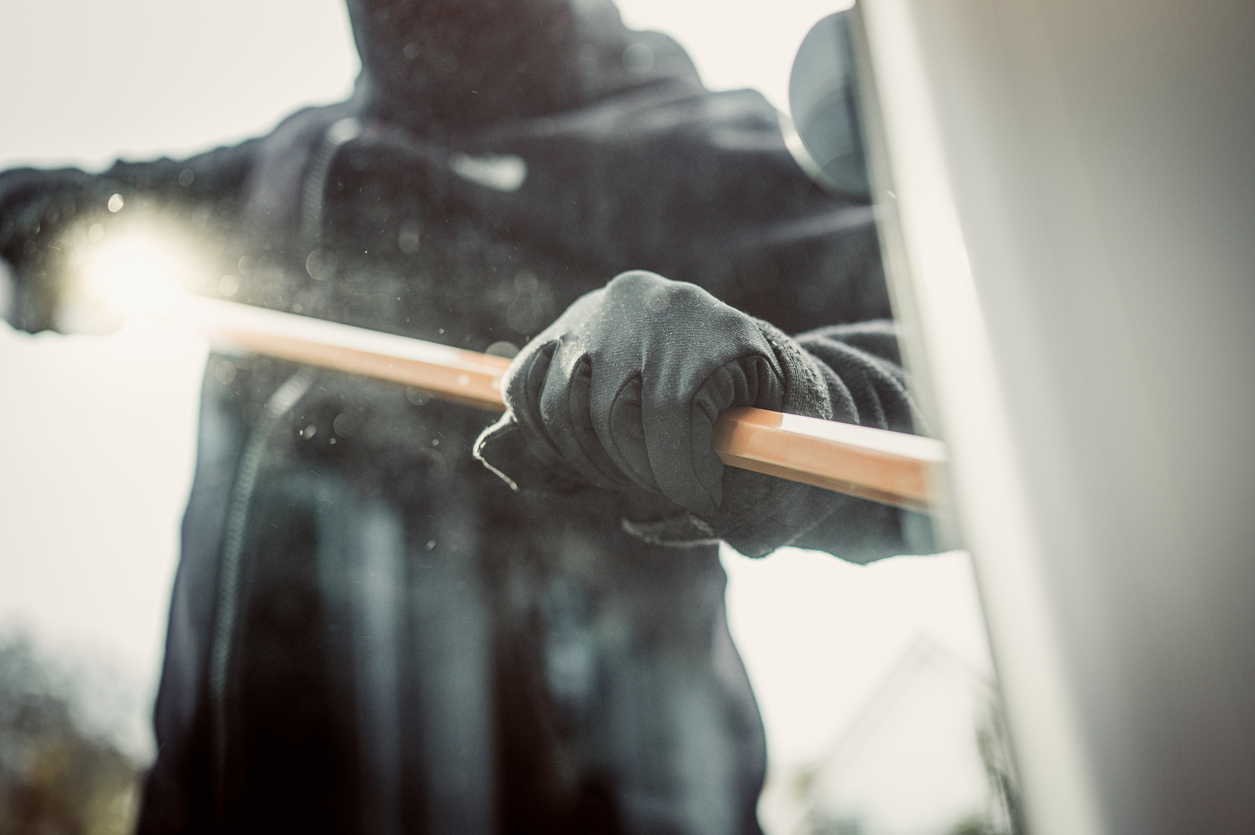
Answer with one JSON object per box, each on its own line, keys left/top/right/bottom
{"left": 344, "top": 0, "right": 702, "bottom": 134}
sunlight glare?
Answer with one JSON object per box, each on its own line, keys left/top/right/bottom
{"left": 79, "top": 232, "right": 192, "bottom": 317}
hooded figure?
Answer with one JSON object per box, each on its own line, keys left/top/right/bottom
{"left": 0, "top": 1, "right": 932, "bottom": 832}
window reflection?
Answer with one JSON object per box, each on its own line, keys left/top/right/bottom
{"left": 0, "top": 2, "right": 1011, "bottom": 834}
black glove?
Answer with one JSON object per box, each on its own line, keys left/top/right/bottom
{"left": 0, "top": 168, "right": 100, "bottom": 331}
{"left": 474, "top": 270, "right": 852, "bottom": 554}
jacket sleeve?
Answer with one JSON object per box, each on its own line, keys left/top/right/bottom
{"left": 786, "top": 321, "right": 938, "bottom": 562}
{"left": 624, "top": 318, "right": 938, "bottom": 562}
{"left": 0, "top": 138, "right": 260, "bottom": 332}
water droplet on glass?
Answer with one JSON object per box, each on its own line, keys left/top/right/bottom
{"left": 514, "top": 271, "right": 538, "bottom": 294}
{"left": 405, "top": 388, "right": 431, "bottom": 406}
{"left": 237, "top": 255, "right": 255, "bottom": 276}
{"left": 107, "top": 194, "right": 124, "bottom": 213}
{"left": 88, "top": 224, "right": 104, "bottom": 243}
{"left": 417, "top": 447, "right": 447, "bottom": 474}
{"left": 306, "top": 248, "right": 337, "bottom": 280}
{"left": 398, "top": 220, "right": 421, "bottom": 255}
{"left": 403, "top": 42, "right": 421, "bottom": 59}
{"left": 456, "top": 374, "right": 470, "bottom": 387}
{"left": 178, "top": 168, "right": 195, "bottom": 186}
{"left": 431, "top": 438, "right": 440, "bottom": 447}
{"left": 623, "top": 42, "right": 655, "bottom": 75}
{"left": 425, "top": 540, "right": 436, "bottom": 550}
{"left": 507, "top": 297, "right": 545, "bottom": 333}
{"left": 301, "top": 424, "right": 318, "bottom": 440}
{"left": 214, "top": 360, "right": 237, "bottom": 384}
{"left": 333, "top": 413, "right": 355, "bottom": 437}
{"left": 485, "top": 340, "right": 519, "bottom": 359}
{"left": 440, "top": 54, "right": 458, "bottom": 73}
{"left": 219, "top": 275, "right": 239, "bottom": 296}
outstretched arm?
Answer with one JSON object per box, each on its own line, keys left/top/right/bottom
{"left": 0, "top": 138, "right": 260, "bottom": 332}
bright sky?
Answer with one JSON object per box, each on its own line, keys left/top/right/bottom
{"left": 0, "top": 1, "right": 993, "bottom": 827}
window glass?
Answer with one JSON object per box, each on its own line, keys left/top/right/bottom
{"left": 0, "top": 3, "right": 1011, "bottom": 833}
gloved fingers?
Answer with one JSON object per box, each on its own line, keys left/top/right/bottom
{"left": 536, "top": 349, "right": 627, "bottom": 491}
{"left": 492, "top": 274, "right": 798, "bottom": 509}
{"left": 639, "top": 372, "right": 721, "bottom": 517}
{"left": 498, "top": 284, "right": 606, "bottom": 410}
{"left": 733, "top": 352, "right": 788, "bottom": 413}
{"left": 499, "top": 339, "right": 587, "bottom": 482}
{"left": 502, "top": 338, "right": 554, "bottom": 431}
{"left": 595, "top": 374, "right": 665, "bottom": 496}
{"left": 638, "top": 355, "right": 789, "bottom": 517}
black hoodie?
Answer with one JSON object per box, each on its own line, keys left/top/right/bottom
{"left": 344, "top": 0, "right": 698, "bottom": 130}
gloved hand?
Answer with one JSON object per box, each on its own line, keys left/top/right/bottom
{"left": 474, "top": 270, "right": 839, "bottom": 550}
{"left": 0, "top": 168, "right": 98, "bottom": 332}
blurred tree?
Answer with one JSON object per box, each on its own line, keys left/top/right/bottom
{"left": 0, "top": 632, "right": 141, "bottom": 835}
{"left": 948, "top": 702, "right": 1024, "bottom": 835}
{"left": 975, "top": 702, "right": 1024, "bottom": 835}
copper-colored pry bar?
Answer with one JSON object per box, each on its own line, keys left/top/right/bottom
{"left": 177, "top": 296, "right": 944, "bottom": 512}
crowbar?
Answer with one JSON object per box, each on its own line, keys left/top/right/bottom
{"left": 179, "top": 295, "right": 944, "bottom": 512}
